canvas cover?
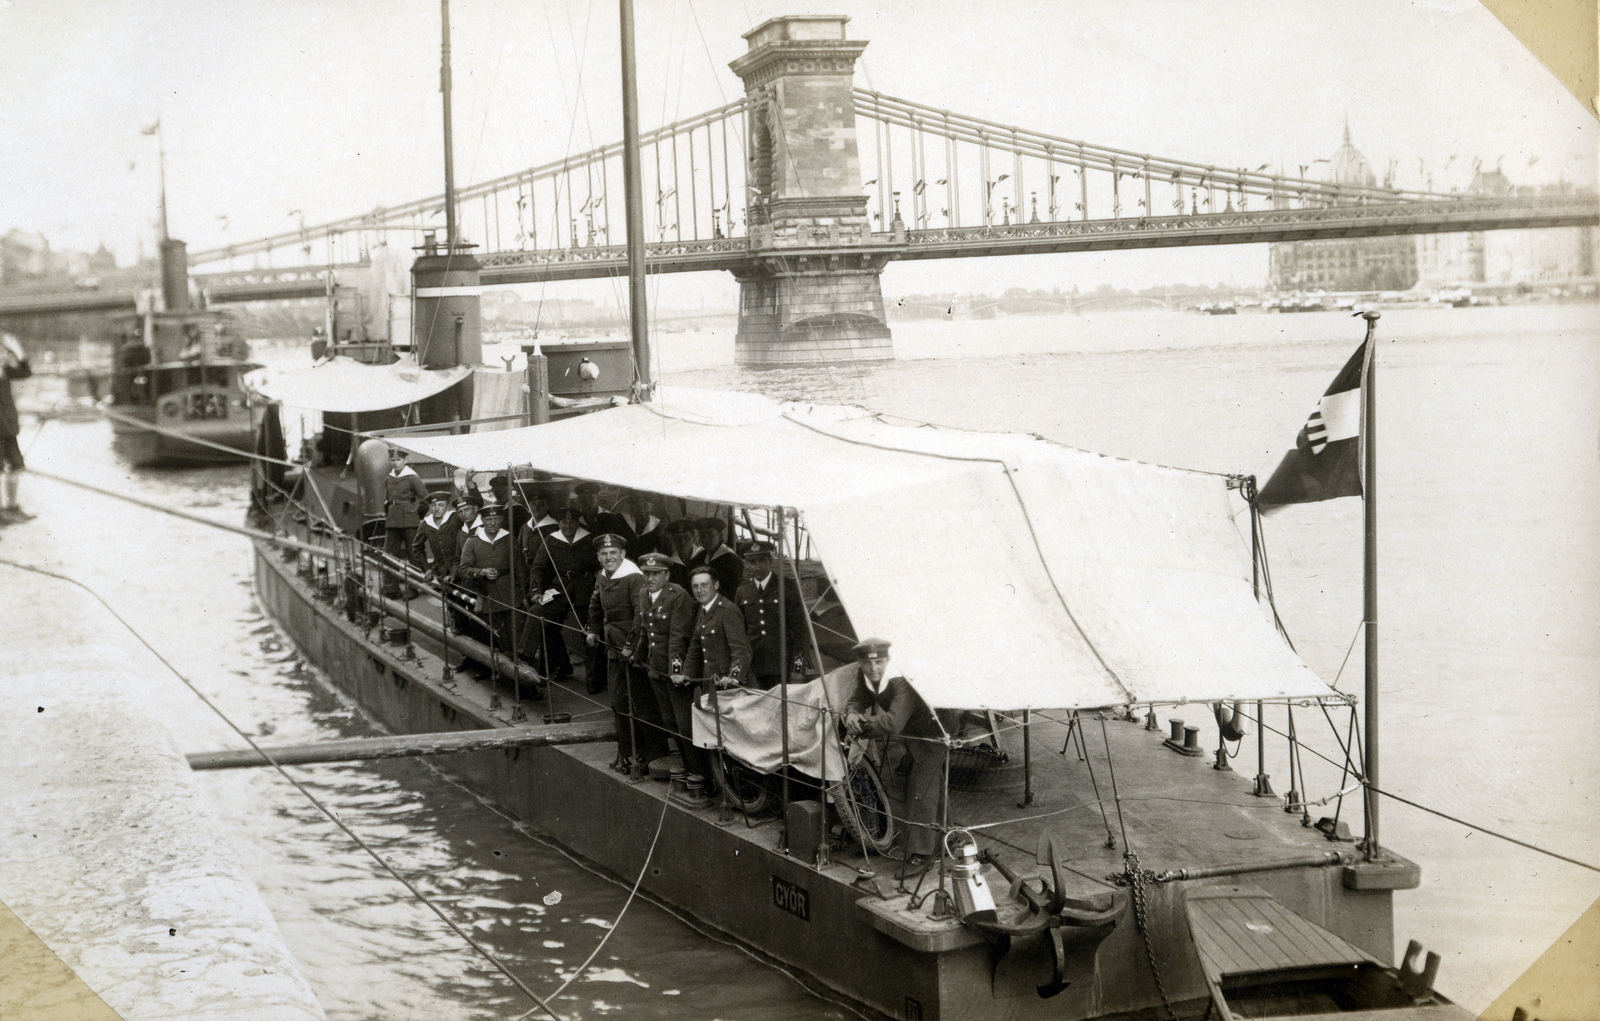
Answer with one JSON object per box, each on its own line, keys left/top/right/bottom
{"left": 690, "top": 678, "right": 849, "bottom": 782}
{"left": 243, "top": 356, "right": 471, "bottom": 413}
{"left": 394, "top": 387, "right": 1335, "bottom": 711}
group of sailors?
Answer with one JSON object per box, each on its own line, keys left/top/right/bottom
{"left": 377, "top": 449, "right": 809, "bottom": 791}
{"left": 373, "top": 446, "right": 947, "bottom": 861}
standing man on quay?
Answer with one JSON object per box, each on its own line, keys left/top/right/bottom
{"left": 0, "top": 333, "right": 35, "bottom": 525}
{"left": 735, "top": 540, "right": 808, "bottom": 690}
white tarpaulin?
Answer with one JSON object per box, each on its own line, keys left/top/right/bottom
{"left": 690, "top": 678, "right": 850, "bottom": 782}
{"left": 394, "top": 387, "right": 1337, "bottom": 711}
{"left": 243, "top": 356, "right": 471, "bottom": 413}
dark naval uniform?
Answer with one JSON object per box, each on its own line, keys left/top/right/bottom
{"left": 630, "top": 554, "right": 703, "bottom": 782}
{"left": 836, "top": 640, "right": 952, "bottom": 858}
{"left": 528, "top": 525, "right": 596, "bottom": 683}
{"left": 735, "top": 570, "right": 808, "bottom": 689}
{"left": 411, "top": 508, "right": 464, "bottom": 580}
{"left": 458, "top": 525, "right": 522, "bottom": 656}
{"left": 382, "top": 465, "right": 430, "bottom": 593}
{"left": 704, "top": 543, "right": 745, "bottom": 599}
{"left": 588, "top": 546, "right": 668, "bottom": 768}
{"left": 619, "top": 512, "right": 666, "bottom": 561}
{"left": 682, "top": 594, "right": 753, "bottom": 685}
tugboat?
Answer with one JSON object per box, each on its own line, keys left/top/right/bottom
{"left": 241, "top": 5, "right": 1469, "bottom": 1020}
{"left": 107, "top": 159, "right": 257, "bottom": 466}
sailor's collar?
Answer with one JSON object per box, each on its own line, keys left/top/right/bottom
{"left": 609, "top": 559, "right": 643, "bottom": 580}
{"left": 711, "top": 544, "right": 736, "bottom": 559}
{"left": 625, "top": 513, "right": 661, "bottom": 534}
{"left": 389, "top": 465, "right": 418, "bottom": 478}
{"left": 534, "top": 514, "right": 559, "bottom": 530}
{"left": 474, "top": 527, "right": 510, "bottom": 543}
{"left": 423, "top": 509, "right": 454, "bottom": 528}
{"left": 550, "top": 527, "right": 591, "bottom": 545}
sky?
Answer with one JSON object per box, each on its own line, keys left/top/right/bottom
{"left": 1, "top": 0, "right": 1594, "bottom": 307}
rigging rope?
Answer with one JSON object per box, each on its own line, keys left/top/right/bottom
{"left": 0, "top": 556, "right": 564, "bottom": 1021}
{"left": 511, "top": 794, "right": 671, "bottom": 1021}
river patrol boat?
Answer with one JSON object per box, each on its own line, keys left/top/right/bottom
{"left": 242, "top": 4, "right": 1467, "bottom": 1018}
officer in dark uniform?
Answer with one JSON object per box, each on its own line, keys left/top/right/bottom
{"left": 733, "top": 540, "right": 809, "bottom": 690}
{"left": 631, "top": 552, "right": 703, "bottom": 785}
{"left": 836, "top": 638, "right": 952, "bottom": 866}
{"left": 670, "top": 565, "right": 750, "bottom": 801}
{"left": 587, "top": 534, "right": 668, "bottom": 771}
{"left": 677, "top": 565, "right": 753, "bottom": 690}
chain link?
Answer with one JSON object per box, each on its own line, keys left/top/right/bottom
{"left": 1123, "top": 850, "right": 1180, "bottom": 1021}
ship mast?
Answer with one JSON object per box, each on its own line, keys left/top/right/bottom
{"left": 619, "top": 0, "right": 652, "bottom": 398}
{"left": 440, "top": 0, "right": 459, "bottom": 249}
{"left": 156, "top": 120, "right": 171, "bottom": 243}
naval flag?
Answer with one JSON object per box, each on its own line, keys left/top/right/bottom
{"left": 1256, "top": 341, "right": 1368, "bottom": 509}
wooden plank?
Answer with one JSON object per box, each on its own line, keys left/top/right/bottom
{"left": 1185, "top": 890, "right": 1369, "bottom": 981}
{"left": 186, "top": 719, "right": 615, "bottom": 770}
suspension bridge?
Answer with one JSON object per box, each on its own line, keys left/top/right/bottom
{"left": 4, "top": 15, "right": 1595, "bottom": 365}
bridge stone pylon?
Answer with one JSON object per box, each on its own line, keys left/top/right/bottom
{"left": 729, "top": 16, "right": 893, "bottom": 366}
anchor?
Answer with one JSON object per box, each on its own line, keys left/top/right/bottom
{"left": 964, "top": 834, "right": 1127, "bottom": 999}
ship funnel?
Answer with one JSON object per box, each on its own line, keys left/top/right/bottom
{"left": 159, "top": 238, "right": 191, "bottom": 312}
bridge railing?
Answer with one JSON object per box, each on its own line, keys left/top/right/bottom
{"left": 188, "top": 98, "right": 752, "bottom": 271}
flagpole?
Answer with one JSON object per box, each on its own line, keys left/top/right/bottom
{"left": 1360, "top": 310, "right": 1381, "bottom": 861}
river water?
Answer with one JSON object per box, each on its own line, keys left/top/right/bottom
{"left": 11, "top": 302, "right": 1598, "bottom": 1018}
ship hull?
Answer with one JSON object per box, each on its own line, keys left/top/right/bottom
{"left": 252, "top": 539, "right": 1434, "bottom": 1021}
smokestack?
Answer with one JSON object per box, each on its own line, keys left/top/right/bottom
{"left": 159, "top": 238, "right": 190, "bottom": 312}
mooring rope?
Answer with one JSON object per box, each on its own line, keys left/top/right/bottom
{"left": 0, "top": 556, "right": 566, "bottom": 1021}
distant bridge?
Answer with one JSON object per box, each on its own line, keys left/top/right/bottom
{"left": 4, "top": 16, "right": 1596, "bottom": 364}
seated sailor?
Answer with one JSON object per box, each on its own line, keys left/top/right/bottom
{"left": 837, "top": 638, "right": 949, "bottom": 867}
{"left": 734, "top": 540, "right": 808, "bottom": 690}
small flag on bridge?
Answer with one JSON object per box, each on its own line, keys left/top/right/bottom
{"left": 1256, "top": 341, "right": 1368, "bottom": 509}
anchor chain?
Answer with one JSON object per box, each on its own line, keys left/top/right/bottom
{"left": 1123, "top": 850, "right": 1180, "bottom": 1021}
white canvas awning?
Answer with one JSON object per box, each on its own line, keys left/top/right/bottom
{"left": 243, "top": 356, "right": 471, "bottom": 413}
{"left": 393, "top": 387, "right": 1337, "bottom": 711}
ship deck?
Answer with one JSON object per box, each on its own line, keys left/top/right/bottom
{"left": 252, "top": 495, "right": 1439, "bottom": 1019}
{"left": 258, "top": 495, "right": 1399, "bottom": 942}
